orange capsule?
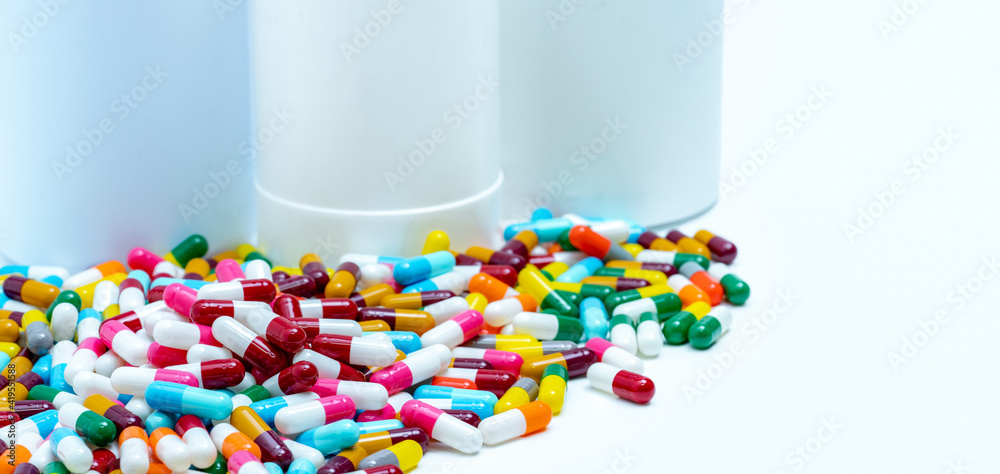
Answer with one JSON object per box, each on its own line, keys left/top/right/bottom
{"left": 431, "top": 376, "right": 478, "bottom": 391}
{"left": 210, "top": 423, "right": 262, "bottom": 460}
{"left": 665, "top": 230, "right": 711, "bottom": 259}
{"left": 667, "top": 275, "right": 711, "bottom": 307}
{"left": 2, "top": 276, "right": 59, "bottom": 308}
{"left": 468, "top": 273, "right": 519, "bottom": 303}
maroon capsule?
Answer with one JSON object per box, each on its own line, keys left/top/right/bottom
{"left": 196, "top": 358, "right": 247, "bottom": 390}
{"left": 698, "top": 231, "right": 738, "bottom": 264}
{"left": 96, "top": 401, "right": 144, "bottom": 433}
{"left": 442, "top": 409, "right": 481, "bottom": 428}
{"left": 301, "top": 261, "right": 330, "bottom": 297}
{"left": 13, "top": 400, "right": 55, "bottom": 418}
{"left": 611, "top": 369, "right": 656, "bottom": 404}
{"left": 278, "top": 275, "right": 316, "bottom": 298}
{"left": 91, "top": 448, "right": 117, "bottom": 474}
{"left": 271, "top": 361, "right": 318, "bottom": 396}
{"left": 272, "top": 271, "right": 292, "bottom": 283}
{"left": 479, "top": 265, "right": 518, "bottom": 287}
{"left": 450, "top": 358, "right": 493, "bottom": 370}
{"left": 0, "top": 412, "right": 19, "bottom": 428}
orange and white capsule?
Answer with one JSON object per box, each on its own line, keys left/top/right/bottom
{"left": 477, "top": 400, "right": 552, "bottom": 444}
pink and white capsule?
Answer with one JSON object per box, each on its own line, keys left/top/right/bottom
{"left": 419, "top": 310, "right": 484, "bottom": 348}
{"left": 215, "top": 259, "right": 246, "bottom": 282}
{"left": 64, "top": 338, "right": 107, "bottom": 385}
{"left": 369, "top": 344, "right": 452, "bottom": 395}
{"left": 228, "top": 450, "right": 269, "bottom": 474}
{"left": 274, "top": 395, "right": 356, "bottom": 434}
{"left": 399, "top": 399, "right": 482, "bottom": 454}
{"left": 584, "top": 338, "right": 644, "bottom": 373}
{"left": 99, "top": 320, "right": 149, "bottom": 366}
{"left": 309, "top": 379, "right": 389, "bottom": 410}
{"left": 111, "top": 367, "right": 200, "bottom": 395}
{"left": 153, "top": 320, "right": 220, "bottom": 350}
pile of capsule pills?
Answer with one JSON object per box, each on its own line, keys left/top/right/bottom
{"left": 1, "top": 210, "right": 748, "bottom": 474}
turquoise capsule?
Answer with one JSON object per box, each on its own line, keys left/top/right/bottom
{"left": 263, "top": 462, "right": 284, "bottom": 474}
{"left": 393, "top": 251, "right": 455, "bottom": 286}
{"left": 287, "top": 459, "right": 318, "bottom": 474}
{"left": 144, "top": 410, "right": 179, "bottom": 434}
{"left": 555, "top": 257, "right": 603, "bottom": 283}
{"left": 32, "top": 354, "right": 52, "bottom": 384}
{"left": 295, "top": 419, "right": 360, "bottom": 455}
{"left": 357, "top": 419, "right": 405, "bottom": 435}
{"left": 149, "top": 277, "right": 211, "bottom": 290}
{"left": 370, "top": 331, "right": 421, "bottom": 354}
{"left": 21, "top": 410, "right": 59, "bottom": 438}
{"left": 248, "top": 393, "right": 319, "bottom": 426}
{"left": 413, "top": 386, "right": 499, "bottom": 406}
{"left": 145, "top": 381, "right": 233, "bottom": 420}
{"left": 503, "top": 218, "right": 573, "bottom": 242}
{"left": 580, "top": 297, "right": 610, "bottom": 342}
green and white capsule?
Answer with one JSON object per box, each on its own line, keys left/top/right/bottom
{"left": 611, "top": 292, "right": 682, "bottom": 323}
{"left": 634, "top": 250, "right": 709, "bottom": 269}
{"left": 688, "top": 307, "right": 732, "bottom": 349}
{"left": 707, "top": 263, "right": 750, "bottom": 305}
{"left": 511, "top": 312, "right": 583, "bottom": 341}
{"left": 635, "top": 313, "right": 663, "bottom": 357}
{"left": 608, "top": 314, "right": 637, "bottom": 355}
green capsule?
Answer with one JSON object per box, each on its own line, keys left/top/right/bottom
{"left": 165, "top": 234, "right": 209, "bottom": 267}
{"left": 556, "top": 229, "right": 576, "bottom": 251}
{"left": 674, "top": 252, "right": 710, "bottom": 269}
{"left": 553, "top": 316, "right": 584, "bottom": 341}
{"left": 662, "top": 311, "right": 697, "bottom": 344}
{"left": 689, "top": 307, "right": 732, "bottom": 349}
{"left": 45, "top": 290, "right": 82, "bottom": 319}
{"left": 609, "top": 314, "right": 633, "bottom": 330}
{"left": 540, "top": 308, "right": 563, "bottom": 316}
{"left": 245, "top": 251, "right": 272, "bottom": 265}
{"left": 43, "top": 461, "right": 69, "bottom": 474}
{"left": 239, "top": 384, "right": 272, "bottom": 402}
{"left": 69, "top": 406, "right": 117, "bottom": 446}
{"left": 551, "top": 289, "right": 582, "bottom": 307}
{"left": 720, "top": 274, "right": 750, "bottom": 305}
{"left": 604, "top": 286, "right": 672, "bottom": 312}
{"left": 199, "top": 453, "right": 229, "bottom": 474}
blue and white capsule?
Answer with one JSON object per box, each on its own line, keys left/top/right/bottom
{"left": 145, "top": 381, "right": 233, "bottom": 420}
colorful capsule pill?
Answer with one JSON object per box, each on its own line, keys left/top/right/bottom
{"left": 537, "top": 364, "right": 567, "bottom": 415}
{"left": 358, "top": 308, "right": 434, "bottom": 335}
{"left": 231, "top": 406, "right": 294, "bottom": 468}
{"left": 318, "top": 446, "right": 367, "bottom": 474}
{"left": 463, "top": 247, "right": 526, "bottom": 271}
{"left": 308, "top": 379, "right": 388, "bottom": 411}
{"left": 29, "top": 385, "right": 84, "bottom": 409}
{"left": 118, "top": 427, "right": 150, "bottom": 474}
{"left": 579, "top": 297, "right": 610, "bottom": 342}
{"left": 677, "top": 261, "right": 723, "bottom": 305}
{"left": 50, "top": 427, "right": 93, "bottom": 474}
{"left": 228, "top": 450, "right": 268, "bottom": 474}
{"left": 418, "top": 310, "right": 484, "bottom": 349}
{"left": 494, "top": 378, "right": 538, "bottom": 414}
{"left": 478, "top": 400, "right": 551, "bottom": 445}
{"left": 482, "top": 294, "right": 536, "bottom": 327}
{"left": 519, "top": 348, "right": 596, "bottom": 381}
{"left": 664, "top": 230, "right": 711, "bottom": 259}
{"left": 437, "top": 368, "right": 516, "bottom": 397}
{"left": 295, "top": 419, "right": 360, "bottom": 456}
{"left": 399, "top": 400, "right": 482, "bottom": 454}
{"left": 688, "top": 306, "right": 732, "bottom": 349}
{"left": 379, "top": 291, "right": 454, "bottom": 310}
{"left": 449, "top": 347, "right": 523, "bottom": 374}
{"left": 145, "top": 381, "right": 233, "bottom": 420}
{"left": 467, "top": 273, "right": 519, "bottom": 303}
{"left": 580, "top": 276, "right": 649, "bottom": 292}
{"left": 165, "top": 358, "right": 246, "bottom": 390}
{"left": 605, "top": 260, "right": 678, "bottom": 275}
{"left": 636, "top": 313, "right": 664, "bottom": 357}
{"left": 211, "top": 317, "right": 286, "bottom": 372}
{"left": 174, "top": 415, "right": 218, "bottom": 469}
{"left": 511, "top": 312, "right": 583, "bottom": 341}
{"left": 358, "top": 439, "right": 422, "bottom": 472}
{"left": 210, "top": 422, "right": 262, "bottom": 460}
{"left": 21, "top": 310, "right": 53, "bottom": 355}
{"left": 262, "top": 361, "right": 319, "bottom": 397}
{"left": 393, "top": 251, "right": 455, "bottom": 287}
{"left": 636, "top": 231, "right": 678, "bottom": 252}
{"left": 312, "top": 334, "right": 397, "bottom": 367}
{"left": 666, "top": 274, "right": 711, "bottom": 307}
{"left": 603, "top": 285, "right": 672, "bottom": 312}
{"left": 189, "top": 299, "right": 271, "bottom": 325}
{"left": 499, "top": 230, "right": 538, "bottom": 258}
{"left": 83, "top": 394, "right": 143, "bottom": 434}
{"left": 608, "top": 315, "right": 637, "bottom": 355}
{"left": 233, "top": 308, "right": 307, "bottom": 353}
{"left": 274, "top": 395, "right": 356, "bottom": 434}
{"left": 503, "top": 218, "right": 573, "bottom": 242}
{"left": 98, "top": 320, "right": 148, "bottom": 366}
{"left": 13, "top": 410, "right": 58, "bottom": 439}
{"left": 4, "top": 276, "right": 60, "bottom": 308}
{"left": 517, "top": 266, "right": 577, "bottom": 317}
{"left": 294, "top": 318, "right": 363, "bottom": 342}
{"left": 368, "top": 345, "right": 451, "bottom": 395}
{"left": 567, "top": 226, "right": 632, "bottom": 262}
{"left": 707, "top": 263, "right": 750, "bottom": 305}
{"left": 611, "top": 292, "right": 682, "bottom": 323}
{"left": 197, "top": 279, "right": 276, "bottom": 302}
{"left": 587, "top": 363, "right": 654, "bottom": 404}
{"left": 635, "top": 250, "right": 709, "bottom": 270}
{"left": 584, "top": 338, "right": 643, "bottom": 373}
{"left": 55, "top": 402, "right": 115, "bottom": 447}
{"left": 326, "top": 262, "right": 361, "bottom": 299}
{"left": 693, "top": 230, "right": 737, "bottom": 263}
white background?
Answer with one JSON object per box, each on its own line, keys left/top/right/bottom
{"left": 422, "top": 1, "right": 1000, "bottom": 473}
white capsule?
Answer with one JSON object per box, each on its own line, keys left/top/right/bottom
{"left": 483, "top": 297, "right": 528, "bottom": 327}
{"left": 119, "top": 435, "right": 150, "bottom": 474}
{"left": 423, "top": 296, "right": 471, "bottom": 325}
{"left": 511, "top": 312, "right": 561, "bottom": 340}
{"left": 125, "top": 396, "right": 154, "bottom": 421}
{"left": 244, "top": 259, "right": 273, "bottom": 281}
{"left": 91, "top": 280, "right": 120, "bottom": 313}
{"left": 141, "top": 309, "right": 187, "bottom": 334}
{"left": 50, "top": 303, "right": 79, "bottom": 342}
{"left": 52, "top": 428, "right": 93, "bottom": 473}
{"left": 610, "top": 321, "right": 638, "bottom": 355}
{"left": 63, "top": 339, "right": 105, "bottom": 386}
{"left": 611, "top": 297, "right": 659, "bottom": 324}
{"left": 187, "top": 344, "right": 234, "bottom": 363}
{"left": 71, "top": 372, "right": 122, "bottom": 401}
{"left": 95, "top": 351, "right": 127, "bottom": 378}
{"left": 636, "top": 315, "right": 664, "bottom": 357}
{"left": 178, "top": 422, "right": 217, "bottom": 469}
{"left": 152, "top": 429, "right": 191, "bottom": 472}
{"left": 282, "top": 438, "right": 325, "bottom": 470}
{"left": 153, "top": 320, "right": 216, "bottom": 350}
{"left": 118, "top": 286, "right": 147, "bottom": 315}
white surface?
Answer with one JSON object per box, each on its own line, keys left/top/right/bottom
{"left": 408, "top": 1, "right": 1000, "bottom": 473}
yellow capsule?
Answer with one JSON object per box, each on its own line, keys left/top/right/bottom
{"left": 204, "top": 273, "right": 218, "bottom": 282}
{"left": 421, "top": 230, "right": 451, "bottom": 255}
{"left": 21, "top": 310, "right": 47, "bottom": 328}
{"left": 0, "top": 319, "right": 19, "bottom": 343}
{"left": 0, "top": 343, "right": 21, "bottom": 358}
{"left": 538, "top": 365, "right": 567, "bottom": 415}
{"left": 235, "top": 244, "right": 257, "bottom": 260}
{"left": 76, "top": 273, "right": 127, "bottom": 309}
{"left": 621, "top": 243, "right": 645, "bottom": 257}
{"left": 362, "top": 439, "right": 422, "bottom": 472}
{"left": 213, "top": 250, "right": 241, "bottom": 262}
{"left": 184, "top": 258, "right": 211, "bottom": 278}
{"left": 103, "top": 304, "right": 121, "bottom": 319}
{"left": 359, "top": 320, "right": 391, "bottom": 332}
{"left": 465, "top": 293, "right": 488, "bottom": 313}
{"left": 684, "top": 301, "right": 712, "bottom": 318}
{"left": 494, "top": 378, "right": 538, "bottom": 414}
{"left": 540, "top": 262, "right": 569, "bottom": 280}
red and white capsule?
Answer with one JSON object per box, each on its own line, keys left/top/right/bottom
{"left": 311, "top": 334, "right": 398, "bottom": 367}
{"left": 197, "top": 279, "right": 276, "bottom": 302}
